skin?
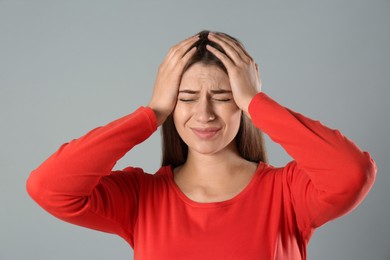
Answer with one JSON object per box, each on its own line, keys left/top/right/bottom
{"left": 148, "top": 34, "right": 199, "bottom": 126}
{"left": 148, "top": 32, "right": 262, "bottom": 202}
{"left": 173, "top": 63, "right": 241, "bottom": 157}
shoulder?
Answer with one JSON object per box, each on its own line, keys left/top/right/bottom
{"left": 256, "top": 160, "right": 308, "bottom": 185}
{"left": 256, "top": 161, "right": 287, "bottom": 178}
{"left": 100, "top": 166, "right": 169, "bottom": 186}
{"left": 117, "top": 165, "right": 172, "bottom": 184}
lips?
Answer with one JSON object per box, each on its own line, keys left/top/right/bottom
{"left": 191, "top": 127, "right": 221, "bottom": 139}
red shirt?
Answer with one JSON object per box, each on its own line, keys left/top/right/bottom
{"left": 27, "top": 92, "right": 376, "bottom": 259}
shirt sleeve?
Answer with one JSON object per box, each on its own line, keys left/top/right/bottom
{"left": 26, "top": 106, "right": 158, "bottom": 245}
{"left": 248, "top": 92, "right": 377, "bottom": 239}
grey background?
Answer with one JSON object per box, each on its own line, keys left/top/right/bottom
{"left": 1, "top": 0, "right": 389, "bottom": 259}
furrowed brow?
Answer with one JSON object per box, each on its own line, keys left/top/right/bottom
{"left": 178, "top": 89, "right": 232, "bottom": 94}
{"left": 178, "top": 90, "right": 199, "bottom": 94}
{"left": 210, "top": 89, "right": 232, "bottom": 94}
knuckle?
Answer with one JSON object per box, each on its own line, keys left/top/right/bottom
{"left": 177, "top": 59, "right": 186, "bottom": 67}
{"left": 236, "top": 61, "right": 245, "bottom": 68}
{"left": 158, "top": 63, "right": 166, "bottom": 71}
{"left": 169, "top": 45, "right": 178, "bottom": 53}
{"left": 169, "top": 47, "right": 177, "bottom": 55}
{"left": 243, "top": 57, "right": 252, "bottom": 65}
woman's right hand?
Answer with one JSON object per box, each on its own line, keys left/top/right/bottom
{"left": 148, "top": 34, "right": 199, "bottom": 126}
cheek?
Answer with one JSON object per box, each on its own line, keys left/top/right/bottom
{"left": 223, "top": 106, "right": 242, "bottom": 122}
{"left": 172, "top": 105, "right": 190, "bottom": 132}
{"left": 172, "top": 105, "right": 184, "bottom": 123}
{"left": 218, "top": 106, "right": 242, "bottom": 137}
{"left": 230, "top": 110, "right": 243, "bottom": 131}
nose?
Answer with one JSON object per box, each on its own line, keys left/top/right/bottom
{"left": 194, "top": 97, "right": 216, "bottom": 123}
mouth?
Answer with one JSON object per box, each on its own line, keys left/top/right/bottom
{"left": 191, "top": 127, "right": 222, "bottom": 139}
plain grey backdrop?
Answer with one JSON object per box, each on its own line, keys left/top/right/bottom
{"left": 1, "top": 0, "right": 389, "bottom": 259}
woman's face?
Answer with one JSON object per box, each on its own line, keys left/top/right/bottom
{"left": 173, "top": 63, "right": 242, "bottom": 155}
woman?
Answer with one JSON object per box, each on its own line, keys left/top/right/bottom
{"left": 27, "top": 30, "right": 376, "bottom": 259}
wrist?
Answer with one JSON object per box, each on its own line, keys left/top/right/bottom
{"left": 147, "top": 106, "right": 168, "bottom": 126}
{"left": 240, "top": 93, "right": 258, "bottom": 116}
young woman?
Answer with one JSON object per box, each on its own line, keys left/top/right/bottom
{"left": 27, "top": 30, "right": 376, "bottom": 259}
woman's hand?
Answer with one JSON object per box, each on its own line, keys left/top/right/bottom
{"left": 206, "top": 33, "right": 261, "bottom": 117}
{"left": 148, "top": 35, "right": 199, "bottom": 126}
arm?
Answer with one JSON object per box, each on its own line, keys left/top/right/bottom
{"left": 248, "top": 92, "right": 377, "bottom": 238}
{"left": 26, "top": 106, "right": 157, "bottom": 243}
{"left": 207, "top": 32, "right": 376, "bottom": 239}
{"left": 26, "top": 34, "right": 199, "bottom": 243}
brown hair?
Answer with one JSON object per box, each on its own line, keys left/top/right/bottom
{"left": 161, "top": 30, "right": 268, "bottom": 168}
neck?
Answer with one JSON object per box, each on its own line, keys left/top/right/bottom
{"left": 177, "top": 141, "right": 248, "bottom": 184}
{"left": 172, "top": 141, "right": 260, "bottom": 203}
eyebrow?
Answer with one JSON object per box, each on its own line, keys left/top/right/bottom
{"left": 178, "top": 89, "right": 232, "bottom": 94}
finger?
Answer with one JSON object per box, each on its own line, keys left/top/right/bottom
{"left": 176, "top": 33, "right": 200, "bottom": 51}
{"left": 175, "top": 33, "right": 200, "bottom": 49}
{"left": 206, "top": 44, "right": 235, "bottom": 69}
{"left": 215, "top": 33, "right": 253, "bottom": 59}
{"left": 215, "top": 33, "right": 253, "bottom": 62}
{"left": 166, "top": 34, "right": 199, "bottom": 61}
{"left": 208, "top": 33, "right": 249, "bottom": 64}
{"left": 208, "top": 33, "right": 242, "bottom": 63}
{"left": 178, "top": 46, "right": 197, "bottom": 67}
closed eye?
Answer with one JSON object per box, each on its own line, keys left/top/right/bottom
{"left": 213, "top": 98, "right": 231, "bottom": 102}
{"left": 178, "top": 98, "right": 232, "bottom": 103}
{"left": 179, "top": 99, "right": 195, "bottom": 102}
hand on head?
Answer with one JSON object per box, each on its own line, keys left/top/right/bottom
{"left": 148, "top": 31, "right": 261, "bottom": 126}
{"left": 148, "top": 34, "right": 199, "bottom": 126}
{"left": 206, "top": 33, "right": 261, "bottom": 116}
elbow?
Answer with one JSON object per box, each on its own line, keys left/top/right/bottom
{"left": 26, "top": 168, "right": 90, "bottom": 219}
{"left": 355, "top": 152, "right": 376, "bottom": 190}
{"left": 318, "top": 153, "right": 377, "bottom": 222}
{"left": 26, "top": 167, "right": 60, "bottom": 211}
{"left": 344, "top": 151, "right": 377, "bottom": 200}
{"left": 26, "top": 169, "right": 47, "bottom": 206}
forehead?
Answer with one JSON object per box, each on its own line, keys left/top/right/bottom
{"left": 179, "top": 63, "right": 230, "bottom": 90}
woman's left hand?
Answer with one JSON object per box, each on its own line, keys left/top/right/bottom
{"left": 206, "top": 33, "right": 261, "bottom": 117}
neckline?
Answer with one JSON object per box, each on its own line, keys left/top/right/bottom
{"left": 165, "top": 162, "right": 265, "bottom": 208}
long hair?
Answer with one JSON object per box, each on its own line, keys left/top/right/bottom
{"left": 161, "top": 30, "right": 268, "bottom": 168}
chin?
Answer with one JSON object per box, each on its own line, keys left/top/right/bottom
{"left": 189, "top": 143, "right": 226, "bottom": 155}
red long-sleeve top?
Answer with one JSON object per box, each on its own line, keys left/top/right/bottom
{"left": 26, "top": 92, "right": 376, "bottom": 259}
